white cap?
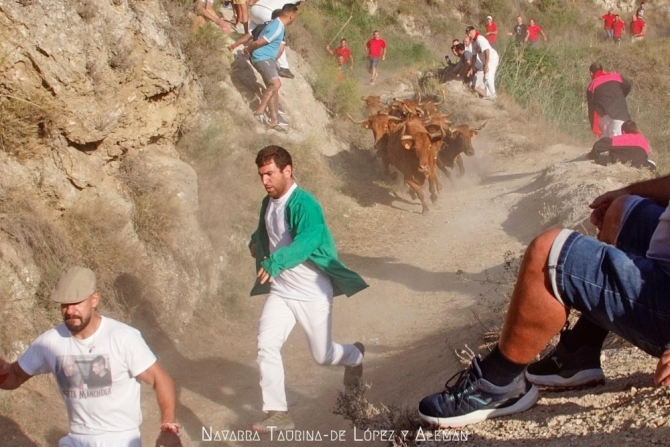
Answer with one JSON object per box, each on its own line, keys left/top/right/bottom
{"left": 486, "top": 15, "right": 493, "bottom": 20}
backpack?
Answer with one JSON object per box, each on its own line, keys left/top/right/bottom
{"left": 251, "top": 21, "right": 270, "bottom": 41}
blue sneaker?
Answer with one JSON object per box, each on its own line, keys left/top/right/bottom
{"left": 418, "top": 357, "right": 539, "bottom": 428}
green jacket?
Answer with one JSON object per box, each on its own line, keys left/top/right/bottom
{"left": 249, "top": 186, "right": 369, "bottom": 297}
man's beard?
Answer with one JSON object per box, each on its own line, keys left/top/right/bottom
{"left": 63, "top": 314, "right": 91, "bottom": 334}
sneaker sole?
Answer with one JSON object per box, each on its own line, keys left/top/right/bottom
{"left": 418, "top": 384, "right": 539, "bottom": 428}
{"left": 525, "top": 369, "right": 605, "bottom": 389}
{"left": 343, "top": 342, "right": 365, "bottom": 387}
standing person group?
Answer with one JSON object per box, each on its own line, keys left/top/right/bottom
{"left": 465, "top": 25, "right": 499, "bottom": 100}
{"left": 600, "top": 3, "right": 646, "bottom": 44}
{"left": 326, "top": 38, "right": 354, "bottom": 82}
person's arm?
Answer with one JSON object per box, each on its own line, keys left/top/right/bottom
{"left": 621, "top": 77, "right": 632, "bottom": 97}
{"left": 589, "top": 175, "right": 670, "bottom": 228}
{"left": 348, "top": 53, "right": 354, "bottom": 69}
{"left": 483, "top": 48, "right": 490, "bottom": 73}
{"left": 259, "top": 200, "right": 325, "bottom": 278}
{"left": 640, "top": 23, "right": 647, "bottom": 36}
{"left": 276, "top": 41, "right": 285, "bottom": 60}
{"left": 0, "top": 360, "right": 32, "bottom": 390}
{"left": 656, "top": 350, "right": 670, "bottom": 386}
{"left": 382, "top": 44, "right": 386, "bottom": 61}
{"left": 589, "top": 137, "right": 613, "bottom": 159}
{"left": 525, "top": 29, "right": 530, "bottom": 41}
{"left": 245, "top": 36, "right": 269, "bottom": 53}
{"left": 325, "top": 45, "right": 334, "bottom": 55}
{"left": 541, "top": 28, "right": 547, "bottom": 41}
{"left": 137, "top": 362, "right": 182, "bottom": 447}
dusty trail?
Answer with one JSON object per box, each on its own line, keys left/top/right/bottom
{"left": 133, "top": 80, "right": 588, "bottom": 446}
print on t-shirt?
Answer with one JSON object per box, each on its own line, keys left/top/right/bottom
{"left": 56, "top": 354, "right": 112, "bottom": 396}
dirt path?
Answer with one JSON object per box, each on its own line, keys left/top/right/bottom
{"left": 131, "top": 80, "right": 590, "bottom": 447}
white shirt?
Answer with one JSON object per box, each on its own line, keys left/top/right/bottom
{"left": 265, "top": 183, "right": 333, "bottom": 301}
{"left": 19, "top": 317, "right": 157, "bottom": 436}
{"left": 647, "top": 203, "right": 670, "bottom": 274}
{"left": 472, "top": 34, "right": 499, "bottom": 66}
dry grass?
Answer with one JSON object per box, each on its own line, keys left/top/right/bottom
{"left": 0, "top": 93, "right": 57, "bottom": 159}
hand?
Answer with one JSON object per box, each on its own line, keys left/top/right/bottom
{"left": 155, "top": 430, "right": 183, "bottom": 447}
{"left": 484, "top": 63, "right": 489, "bottom": 74}
{"left": 655, "top": 349, "right": 670, "bottom": 386}
{"left": 589, "top": 189, "right": 626, "bottom": 230}
{"left": 467, "top": 68, "right": 473, "bottom": 77}
{"left": 249, "top": 242, "right": 256, "bottom": 258}
{"left": 257, "top": 267, "right": 273, "bottom": 284}
{"left": 382, "top": 55, "right": 386, "bottom": 61}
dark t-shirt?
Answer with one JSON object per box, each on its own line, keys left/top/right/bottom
{"left": 513, "top": 24, "right": 527, "bottom": 43}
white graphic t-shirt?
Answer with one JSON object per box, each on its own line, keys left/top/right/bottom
{"left": 18, "top": 317, "right": 157, "bottom": 435}
{"left": 265, "top": 183, "right": 333, "bottom": 301}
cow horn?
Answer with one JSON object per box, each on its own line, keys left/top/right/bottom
{"left": 403, "top": 103, "right": 412, "bottom": 114}
{"left": 429, "top": 132, "right": 443, "bottom": 139}
{"left": 347, "top": 113, "right": 368, "bottom": 125}
{"left": 388, "top": 116, "right": 402, "bottom": 121}
{"left": 400, "top": 135, "right": 414, "bottom": 141}
{"left": 473, "top": 121, "right": 488, "bottom": 131}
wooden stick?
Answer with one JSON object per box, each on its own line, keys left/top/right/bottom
{"left": 327, "top": 13, "right": 353, "bottom": 47}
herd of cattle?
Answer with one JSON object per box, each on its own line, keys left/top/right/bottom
{"left": 348, "top": 94, "right": 485, "bottom": 213}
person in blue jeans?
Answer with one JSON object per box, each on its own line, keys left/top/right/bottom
{"left": 419, "top": 175, "right": 670, "bottom": 428}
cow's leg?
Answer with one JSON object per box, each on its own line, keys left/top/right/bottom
{"left": 383, "top": 157, "right": 398, "bottom": 181}
{"left": 455, "top": 154, "right": 465, "bottom": 178}
{"left": 436, "top": 157, "right": 454, "bottom": 186}
{"left": 406, "top": 180, "right": 429, "bottom": 213}
{"left": 428, "top": 174, "right": 439, "bottom": 204}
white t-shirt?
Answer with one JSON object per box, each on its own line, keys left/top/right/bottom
{"left": 647, "top": 203, "right": 670, "bottom": 274}
{"left": 265, "top": 183, "right": 333, "bottom": 301}
{"left": 472, "top": 34, "right": 499, "bottom": 66}
{"left": 19, "top": 317, "right": 157, "bottom": 436}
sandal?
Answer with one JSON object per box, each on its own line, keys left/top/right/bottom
{"left": 254, "top": 113, "right": 266, "bottom": 124}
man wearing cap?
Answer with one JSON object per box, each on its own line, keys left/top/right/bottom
{"left": 485, "top": 16, "right": 498, "bottom": 49}
{"left": 0, "top": 267, "right": 182, "bottom": 447}
{"left": 466, "top": 25, "right": 499, "bottom": 100}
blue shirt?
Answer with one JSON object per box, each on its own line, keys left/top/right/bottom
{"left": 251, "top": 19, "right": 285, "bottom": 63}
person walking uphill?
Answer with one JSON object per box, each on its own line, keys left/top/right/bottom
{"left": 485, "top": 16, "right": 498, "bottom": 49}
{"left": 587, "top": 62, "right": 631, "bottom": 138}
{"left": 0, "top": 267, "right": 182, "bottom": 447}
{"left": 248, "top": 146, "right": 369, "bottom": 432}
{"left": 365, "top": 30, "right": 387, "bottom": 85}
{"left": 601, "top": 10, "right": 616, "bottom": 40}
{"left": 247, "top": 3, "right": 298, "bottom": 132}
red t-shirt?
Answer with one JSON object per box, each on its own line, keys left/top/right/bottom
{"left": 366, "top": 38, "right": 386, "bottom": 58}
{"left": 602, "top": 13, "right": 616, "bottom": 29}
{"left": 333, "top": 47, "right": 352, "bottom": 64}
{"left": 527, "top": 25, "right": 543, "bottom": 41}
{"left": 486, "top": 22, "right": 498, "bottom": 43}
{"left": 630, "top": 18, "right": 645, "bottom": 36}
{"left": 612, "top": 19, "right": 625, "bottom": 37}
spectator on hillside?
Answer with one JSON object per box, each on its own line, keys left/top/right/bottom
{"left": 588, "top": 120, "right": 656, "bottom": 170}
{"left": 232, "top": 0, "right": 249, "bottom": 35}
{"left": 441, "top": 41, "right": 467, "bottom": 82}
{"left": 612, "top": 14, "right": 626, "bottom": 44}
{"left": 601, "top": 10, "right": 616, "bottom": 40}
{"left": 196, "top": 0, "right": 233, "bottom": 33}
{"left": 525, "top": 18, "right": 547, "bottom": 46}
{"left": 508, "top": 15, "right": 527, "bottom": 45}
{"left": 365, "top": 30, "right": 387, "bottom": 85}
{"left": 485, "top": 16, "right": 498, "bottom": 49}
{"left": 326, "top": 38, "right": 354, "bottom": 82}
{"left": 630, "top": 14, "right": 646, "bottom": 42}
{"left": 637, "top": 1, "right": 645, "bottom": 18}
{"left": 466, "top": 25, "right": 499, "bottom": 100}
{"left": 586, "top": 62, "right": 631, "bottom": 138}
{"left": 463, "top": 35, "right": 483, "bottom": 94}
{"left": 246, "top": 4, "right": 299, "bottom": 132}
{"left": 418, "top": 173, "right": 670, "bottom": 427}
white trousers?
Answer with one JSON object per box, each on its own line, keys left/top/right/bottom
{"left": 257, "top": 294, "right": 362, "bottom": 412}
{"left": 484, "top": 60, "right": 498, "bottom": 98}
{"left": 249, "top": 5, "right": 289, "bottom": 69}
{"left": 599, "top": 114, "right": 624, "bottom": 137}
{"left": 59, "top": 430, "right": 141, "bottom": 447}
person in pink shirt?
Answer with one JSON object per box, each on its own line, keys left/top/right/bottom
{"left": 589, "top": 120, "right": 656, "bottom": 170}
{"left": 525, "top": 18, "right": 547, "bottom": 46}
{"left": 365, "top": 30, "right": 387, "bottom": 85}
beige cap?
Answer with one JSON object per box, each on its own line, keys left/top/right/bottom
{"left": 51, "top": 267, "right": 97, "bottom": 304}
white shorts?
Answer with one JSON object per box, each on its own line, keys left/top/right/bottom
{"left": 59, "top": 430, "right": 141, "bottom": 447}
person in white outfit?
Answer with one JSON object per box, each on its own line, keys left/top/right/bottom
{"left": 248, "top": 145, "right": 369, "bottom": 432}
{"left": 0, "top": 267, "right": 182, "bottom": 447}
{"left": 466, "top": 25, "right": 499, "bottom": 100}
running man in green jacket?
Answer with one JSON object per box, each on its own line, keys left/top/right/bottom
{"left": 248, "top": 145, "right": 369, "bottom": 432}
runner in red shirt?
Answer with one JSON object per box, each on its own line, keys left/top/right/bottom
{"left": 525, "top": 18, "right": 547, "bottom": 46}
{"left": 326, "top": 38, "right": 354, "bottom": 82}
{"left": 612, "top": 14, "right": 626, "bottom": 44}
{"left": 601, "top": 10, "right": 616, "bottom": 40}
{"left": 485, "top": 16, "right": 498, "bottom": 49}
{"left": 630, "top": 14, "right": 646, "bottom": 42}
{"left": 365, "top": 30, "right": 386, "bottom": 85}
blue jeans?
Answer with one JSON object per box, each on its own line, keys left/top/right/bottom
{"left": 552, "top": 198, "right": 670, "bottom": 357}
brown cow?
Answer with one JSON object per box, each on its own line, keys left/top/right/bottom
{"left": 385, "top": 117, "right": 443, "bottom": 213}
{"left": 437, "top": 122, "right": 486, "bottom": 181}
{"left": 361, "top": 96, "right": 388, "bottom": 115}
{"left": 348, "top": 112, "right": 402, "bottom": 179}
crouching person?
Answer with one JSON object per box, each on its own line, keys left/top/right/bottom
{"left": 589, "top": 120, "right": 656, "bottom": 170}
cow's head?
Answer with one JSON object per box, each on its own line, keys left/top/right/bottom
{"left": 348, "top": 113, "right": 401, "bottom": 145}
{"left": 446, "top": 122, "right": 486, "bottom": 156}
{"left": 401, "top": 122, "right": 434, "bottom": 174}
